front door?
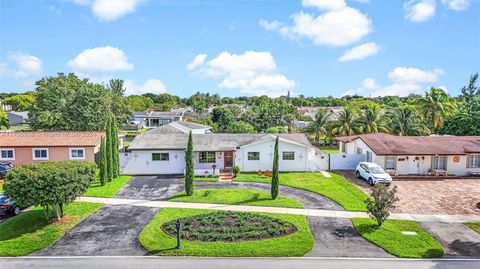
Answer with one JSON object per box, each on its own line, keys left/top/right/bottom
{"left": 224, "top": 151, "right": 233, "bottom": 168}
{"left": 409, "top": 158, "right": 419, "bottom": 174}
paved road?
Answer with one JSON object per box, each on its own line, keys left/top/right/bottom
{"left": 1, "top": 257, "right": 479, "bottom": 269}
{"left": 33, "top": 205, "right": 159, "bottom": 256}
{"left": 420, "top": 222, "right": 480, "bottom": 258}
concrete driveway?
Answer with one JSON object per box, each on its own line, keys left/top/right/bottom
{"left": 115, "top": 175, "right": 184, "bottom": 200}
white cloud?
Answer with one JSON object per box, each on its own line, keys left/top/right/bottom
{"left": 72, "top": 0, "right": 144, "bottom": 21}
{"left": 0, "top": 52, "right": 43, "bottom": 79}
{"left": 404, "top": 0, "right": 436, "bottom": 23}
{"left": 258, "top": 19, "right": 282, "bottom": 31}
{"left": 343, "top": 66, "right": 444, "bottom": 97}
{"left": 278, "top": 7, "right": 371, "bottom": 47}
{"left": 124, "top": 79, "right": 167, "bottom": 96}
{"left": 338, "top": 42, "right": 379, "bottom": 62}
{"left": 302, "top": 0, "right": 346, "bottom": 10}
{"left": 187, "top": 54, "right": 207, "bottom": 71}
{"left": 441, "top": 0, "right": 470, "bottom": 11}
{"left": 387, "top": 67, "right": 444, "bottom": 84}
{"left": 188, "top": 51, "right": 296, "bottom": 97}
{"left": 68, "top": 46, "right": 134, "bottom": 73}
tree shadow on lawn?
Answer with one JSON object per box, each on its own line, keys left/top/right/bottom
{"left": 0, "top": 209, "right": 59, "bottom": 241}
{"left": 147, "top": 245, "right": 179, "bottom": 255}
{"left": 448, "top": 239, "right": 480, "bottom": 258}
{"left": 232, "top": 197, "right": 275, "bottom": 206}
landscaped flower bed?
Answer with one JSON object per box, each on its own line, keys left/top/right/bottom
{"left": 161, "top": 211, "right": 297, "bottom": 242}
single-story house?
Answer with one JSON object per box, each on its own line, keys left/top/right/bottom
{"left": 7, "top": 111, "right": 29, "bottom": 126}
{"left": 0, "top": 131, "right": 104, "bottom": 166}
{"left": 130, "top": 109, "right": 190, "bottom": 127}
{"left": 122, "top": 123, "right": 326, "bottom": 176}
{"left": 336, "top": 133, "right": 480, "bottom": 176}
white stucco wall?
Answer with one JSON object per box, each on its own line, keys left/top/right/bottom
{"left": 237, "top": 139, "right": 312, "bottom": 172}
{"left": 123, "top": 150, "right": 186, "bottom": 175}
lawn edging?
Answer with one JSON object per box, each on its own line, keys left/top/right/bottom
{"left": 351, "top": 218, "right": 444, "bottom": 258}
{"left": 138, "top": 208, "right": 314, "bottom": 257}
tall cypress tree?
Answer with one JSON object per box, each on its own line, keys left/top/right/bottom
{"left": 111, "top": 115, "right": 120, "bottom": 178}
{"left": 185, "top": 131, "right": 194, "bottom": 196}
{"left": 105, "top": 116, "right": 113, "bottom": 181}
{"left": 99, "top": 138, "right": 107, "bottom": 186}
{"left": 271, "top": 136, "right": 279, "bottom": 200}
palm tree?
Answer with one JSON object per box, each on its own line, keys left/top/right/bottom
{"left": 333, "top": 108, "right": 360, "bottom": 136}
{"left": 359, "top": 104, "right": 390, "bottom": 134}
{"left": 388, "top": 105, "right": 429, "bottom": 136}
{"left": 416, "top": 88, "right": 456, "bottom": 131}
{"left": 108, "top": 79, "right": 125, "bottom": 96}
{"left": 307, "top": 109, "right": 331, "bottom": 143}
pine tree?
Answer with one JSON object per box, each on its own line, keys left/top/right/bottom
{"left": 105, "top": 116, "right": 113, "bottom": 181}
{"left": 271, "top": 136, "right": 279, "bottom": 200}
{"left": 111, "top": 115, "right": 120, "bottom": 178}
{"left": 99, "top": 138, "right": 107, "bottom": 186}
{"left": 185, "top": 131, "right": 194, "bottom": 196}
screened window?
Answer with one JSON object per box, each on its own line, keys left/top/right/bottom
{"left": 282, "top": 151, "right": 295, "bottom": 160}
{"left": 366, "top": 151, "right": 372, "bottom": 162}
{"left": 199, "top": 151, "right": 216, "bottom": 163}
{"left": 248, "top": 152, "right": 260, "bottom": 161}
{"left": 432, "top": 156, "right": 447, "bottom": 170}
{"left": 341, "top": 143, "right": 346, "bottom": 153}
{"left": 467, "top": 154, "right": 480, "bottom": 168}
{"left": 70, "top": 148, "right": 85, "bottom": 159}
{"left": 385, "top": 156, "right": 396, "bottom": 170}
{"left": 33, "top": 149, "right": 48, "bottom": 160}
{"left": 152, "top": 153, "right": 169, "bottom": 161}
{"left": 0, "top": 149, "right": 14, "bottom": 160}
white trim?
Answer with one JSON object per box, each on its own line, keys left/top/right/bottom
{"left": 32, "top": 148, "right": 49, "bottom": 161}
{"left": 0, "top": 148, "right": 15, "bottom": 160}
{"left": 69, "top": 148, "right": 86, "bottom": 160}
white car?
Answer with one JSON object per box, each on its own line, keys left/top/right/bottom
{"left": 355, "top": 162, "right": 392, "bottom": 186}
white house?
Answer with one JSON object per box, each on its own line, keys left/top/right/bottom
{"left": 122, "top": 122, "right": 327, "bottom": 176}
{"left": 336, "top": 133, "right": 480, "bottom": 176}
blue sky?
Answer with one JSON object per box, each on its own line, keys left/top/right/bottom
{"left": 0, "top": 0, "right": 479, "bottom": 97}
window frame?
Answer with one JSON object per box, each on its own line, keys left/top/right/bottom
{"left": 32, "top": 148, "right": 49, "bottom": 161}
{"left": 432, "top": 155, "right": 447, "bottom": 170}
{"left": 282, "top": 151, "right": 295, "bottom": 161}
{"left": 385, "top": 156, "right": 396, "bottom": 170}
{"left": 247, "top": 152, "right": 260, "bottom": 161}
{"left": 0, "top": 149, "right": 15, "bottom": 160}
{"left": 467, "top": 154, "right": 480, "bottom": 168}
{"left": 69, "top": 148, "right": 85, "bottom": 160}
{"left": 152, "top": 152, "right": 169, "bottom": 161}
{"left": 199, "top": 151, "right": 216, "bottom": 164}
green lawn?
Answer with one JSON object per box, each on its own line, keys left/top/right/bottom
{"left": 169, "top": 188, "right": 304, "bottom": 208}
{"left": 319, "top": 146, "right": 340, "bottom": 154}
{"left": 0, "top": 202, "right": 103, "bottom": 256}
{"left": 139, "top": 208, "right": 314, "bottom": 256}
{"left": 83, "top": 175, "right": 132, "bottom": 198}
{"left": 193, "top": 177, "right": 219, "bottom": 182}
{"left": 352, "top": 218, "right": 444, "bottom": 258}
{"left": 465, "top": 222, "right": 480, "bottom": 234}
{"left": 235, "top": 172, "right": 368, "bottom": 211}
{"left": 0, "top": 182, "right": 3, "bottom": 193}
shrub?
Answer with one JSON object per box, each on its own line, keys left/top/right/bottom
{"left": 232, "top": 166, "right": 240, "bottom": 177}
{"left": 265, "top": 170, "right": 272, "bottom": 177}
{"left": 365, "top": 184, "right": 399, "bottom": 226}
{"left": 4, "top": 160, "right": 96, "bottom": 221}
{"left": 257, "top": 170, "right": 263, "bottom": 176}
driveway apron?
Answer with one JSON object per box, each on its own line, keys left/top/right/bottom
{"left": 33, "top": 205, "right": 159, "bottom": 256}
{"left": 420, "top": 222, "right": 480, "bottom": 258}
{"left": 306, "top": 216, "right": 392, "bottom": 257}
{"left": 115, "top": 175, "right": 184, "bottom": 200}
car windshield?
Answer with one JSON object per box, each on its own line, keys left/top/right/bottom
{"left": 370, "top": 167, "right": 385, "bottom": 174}
{"left": 0, "top": 196, "right": 9, "bottom": 203}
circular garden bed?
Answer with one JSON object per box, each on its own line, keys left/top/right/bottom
{"left": 161, "top": 211, "right": 297, "bottom": 242}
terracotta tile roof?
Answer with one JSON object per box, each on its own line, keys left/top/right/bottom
{"left": 0, "top": 131, "right": 105, "bottom": 147}
{"left": 335, "top": 133, "right": 480, "bottom": 155}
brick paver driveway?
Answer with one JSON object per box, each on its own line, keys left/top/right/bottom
{"left": 338, "top": 171, "right": 480, "bottom": 216}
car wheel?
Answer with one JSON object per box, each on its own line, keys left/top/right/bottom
{"left": 13, "top": 206, "right": 20, "bottom": 216}
{"left": 368, "top": 178, "right": 374, "bottom": 186}
{"left": 356, "top": 171, "right": 361, "bottom": 179}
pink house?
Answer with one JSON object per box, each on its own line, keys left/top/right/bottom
{"left": 0, "top": 131, "right": 105, "bottom": 166}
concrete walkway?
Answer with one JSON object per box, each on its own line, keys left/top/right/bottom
{"left": 78, "top": 196, "right": 480, "bottom": 223}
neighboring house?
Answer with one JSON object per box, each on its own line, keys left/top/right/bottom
{"left": 130, "top": 109, "right": 189, "bottom": 127}
{"left": 298, "top": 106, "right": 343, "bottom": 120}
{"left": 0, "top": 131, "right": 104, "bottom": 166}
{"left": 122, "top": 123, "right": 326, "bottom": 176}
{"left": 7, "top": 111, "right": 29, "bottom": 126}
{"left": 336, "top": 133, "right": 480, "bottom": 176}
{"left": 0, "top": 100, "right": 13, "bottom": 112}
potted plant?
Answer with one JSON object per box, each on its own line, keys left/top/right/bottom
{"left": 265, "top": 170, "right": 272, "bottom": 177}
{"left": 257, "top": 170, "right": 263, "bottom": 176}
